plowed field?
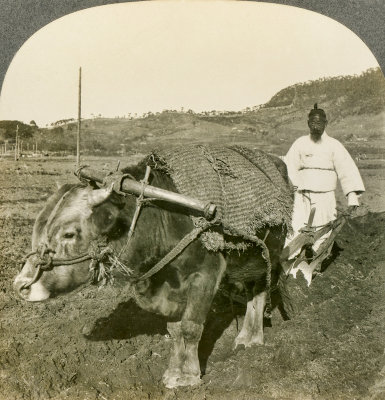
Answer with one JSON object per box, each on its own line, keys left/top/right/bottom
{"left": 1, "top": 157, "right": 384, "bottom": 400}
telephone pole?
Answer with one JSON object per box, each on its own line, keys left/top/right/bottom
{"left": 14, "top": 124, "right": 19, "bottom": 161}
{"left": 77, "top": 67, "right": 82, "bottom": 166}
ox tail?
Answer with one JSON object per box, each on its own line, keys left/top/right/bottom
{"left": 276, "top": 267, "right": 294, "bottom": 320}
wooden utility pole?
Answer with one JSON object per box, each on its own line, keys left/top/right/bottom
{"left": 14, "top": 125, "right": 19, "bottom": 161}
{"left": 77, "top": 67, "right": 82, "bottom": 166}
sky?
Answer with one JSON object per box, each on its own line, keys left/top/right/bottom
{"left": 0, "top": 1, "right": 379, "bottom": 127}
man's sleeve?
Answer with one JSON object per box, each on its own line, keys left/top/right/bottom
{"left": 333, "top": 141, "right": 365, "bottom": 197}
{"left": 284, "top": 140, "right": 301, "bottom": 189}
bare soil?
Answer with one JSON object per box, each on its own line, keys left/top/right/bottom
{"left": 0, "top": 157, "right": 384, "bottom": 400}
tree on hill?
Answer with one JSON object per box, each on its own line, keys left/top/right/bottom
{"left": 0, "top": 120, "right": 35, "bottom": 140}
{"left": 51, "top": 118, "right": 75, "bottom": 127}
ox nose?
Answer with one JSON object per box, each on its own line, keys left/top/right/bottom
{"left": 13, "top": 276, "right": 50, "bottom": 302}
{"left": 14, "top": 278, "right": 31, "bottom": 299}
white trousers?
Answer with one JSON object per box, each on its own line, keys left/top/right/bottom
{"left": 285, "top": 190, "right": 337, "bottom": 257}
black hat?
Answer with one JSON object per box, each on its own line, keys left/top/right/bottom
{"left": 308, "top": 103, "right": 327, "bottom": 120}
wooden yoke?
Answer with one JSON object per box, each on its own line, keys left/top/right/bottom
{"left": 76, "top": 166, "right": 217, "bottom": 219}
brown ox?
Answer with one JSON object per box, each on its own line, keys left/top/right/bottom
{"left": 14, "top": 160, "right": 290, "bottom": 388}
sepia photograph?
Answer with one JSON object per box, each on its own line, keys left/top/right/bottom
{"left": 0, "top": 1, "right": 384, "bottom": 399}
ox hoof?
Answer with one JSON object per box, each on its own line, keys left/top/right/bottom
{"left": 233, "top": 334, "right": 251, "bottom": 350}
{"left": 163, "top": 371, "right": 201, "bottom": 389}
{"left": 249, "top": 334, "right": 264, "bottom": 346}
{"left": 233, "top": 333, "right": 264, "bottom": 350}
{"left": 162, "top": 368, "right": 180, "bottom": 388}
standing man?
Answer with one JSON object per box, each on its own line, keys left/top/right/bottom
{"left": 284, "top": 103, "right": 365, "bottom": 267}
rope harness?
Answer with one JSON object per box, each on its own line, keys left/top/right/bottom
{"left": 19, "top": 240, "right": 113, "bottom": 290}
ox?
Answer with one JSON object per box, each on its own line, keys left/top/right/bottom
{"left": 14, "top": 159, "right": 291, "bottom": 388}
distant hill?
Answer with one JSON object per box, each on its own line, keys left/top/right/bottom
{"left": 199, "top": 67, "right": 385, "bottom": 139}
{"left": 265, "top": 68, "right": 385, "bottom": 114}
{"left": 1, "top": 67, "right": 384, "bottom": 158}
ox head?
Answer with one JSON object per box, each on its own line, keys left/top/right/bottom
{"left": 14, "top": 183, "right": 129, "bottom": 302}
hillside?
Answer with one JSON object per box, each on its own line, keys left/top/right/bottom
{"left": 265, "top": 68, "right": 385, "bottom": 112}
{"left": 198, "top": 68, "right": 385, "bottom": 144}
{"left": 1, "top": 67, "right": 384, "bottom": 158}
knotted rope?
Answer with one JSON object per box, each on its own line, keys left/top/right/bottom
{"left": 19, "top": 239, "right": 119, "bottom": 290}
{"left": 117, "top": 166, "right": 154, "bottom": 258}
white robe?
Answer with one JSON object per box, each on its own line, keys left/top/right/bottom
{"left": 284, "top": 132, "right": 365, "bottom": 256}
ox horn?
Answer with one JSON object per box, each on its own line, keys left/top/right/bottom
{"left": 87, "top": 183, "right": 114, "bottom": 207}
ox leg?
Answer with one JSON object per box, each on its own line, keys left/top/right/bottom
{"left": 180, "top": 320, "right": 204, "bottom": 383}
{"left": 162, "top": 320, "right": 204, "bottom": 389}
{"left": 164, "top": 254, "right": 225, "bottom": 388}
{"left": 162, "top": 321, "right": 184, "bottom": 388}
{"left": 233, "top": 291, "right": 266, "bottom": 349}
{"left": 163, "top": 271, "right": 211, "bottom": 388}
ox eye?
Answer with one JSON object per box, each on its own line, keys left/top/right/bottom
{"left": 63, "top": 232, "right": 76, "bottom": 239}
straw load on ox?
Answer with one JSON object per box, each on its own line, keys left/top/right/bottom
{"left": 14, "top": 145, "right": 295, "bottom": 388}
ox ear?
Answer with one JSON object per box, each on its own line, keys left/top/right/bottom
{"left": 87, "top": 184, "right": 114, "bottom": 208}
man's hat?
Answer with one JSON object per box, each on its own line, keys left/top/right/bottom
{"left": 308, "top": 103, "right": 327, "bottom": 120}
